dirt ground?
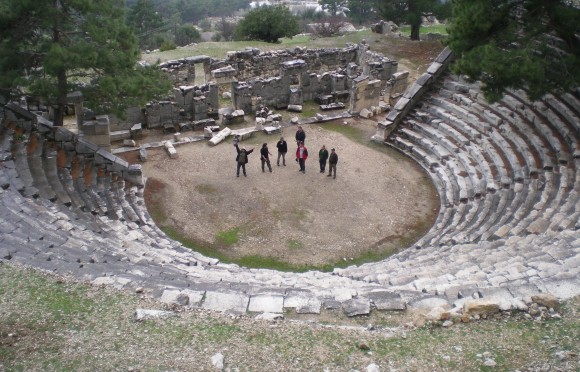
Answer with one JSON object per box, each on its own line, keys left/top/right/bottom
{"left": 127, "top": 33, "right": 445, "bottom": 268}
{"left": 135, "top": 119, "right": 439, "bottom": 268}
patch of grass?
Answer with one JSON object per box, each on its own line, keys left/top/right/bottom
{"left": 141, "top": 30, "right": 375, "bottom": 65}
{"left": 300, "top": 101, "right": 319, "bottom": 118}
{"left": 399, "top": 24, "right": 449, "bottom": 37}
{"left": 237, "top": 255, "right": 309, "bottom": 272}
{"left": 2, "top": 264, "right": 579, "bottom": 371}
{"left": 291, "top": 207, "right": 308, "bottom": 222}
{"left": 215, "top": 227, "right": 240, "bottom": 246}
{"left": 194, "top": 183, "right": 217, "bottom": 194}
{"left": 287, "top": 239, "right": 304, "bottom": 250}
{"left": 318, "top": 122, "right": 368, "bottom": 143}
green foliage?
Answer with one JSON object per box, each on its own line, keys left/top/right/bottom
{"left": 347, "top": 0, "right": 380, "bottom": 25}
{"left": 198, "top": 18, "right": 212, "bottom": 32}
{"left": 235, "top": 5, "right": 300, "bottom": 43}
{"left": 0, "top": 0, "right": 171, "bottom": 125}
{"left": 167, "top": 0, "right": 251, "bottom": 24}
{"left": 215, "top": 227, "right": 240, "bottom": 246}
{"left": 378, "top": 0, "right": 451, "bottom": 40}
{"left": 215, "top": 17, "right": 237, "bottom": 42}
{"left": 127, "top": 0, "right": 166, "bottom": 49}
{"left": 319, "top": 0, "right": 348, "bottom": 16}
{"left": 159, "top": 40, "right": 177, "bottom": 51}
{"left": 447, "top": 0, "right": 580, "bottom": 102}
{"left": 175, "top": 24, "right": 201, "bottom": 46}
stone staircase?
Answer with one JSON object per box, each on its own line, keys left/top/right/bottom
{"left": 1, "top": 73, "right": 579, "bottom": 317}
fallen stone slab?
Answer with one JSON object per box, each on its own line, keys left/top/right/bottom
{"left": 139, "top": 148, "right": 147, "bottom": 162}
{"left": 463, "top": 299, "right": 500, "bottom": 317}
{"left": 284, "top": 292, "right": 322, "bottom": 314}
{"left": 368, "top": 291, "right": 406, "bottom": 311}
{"left": 248, "top": 294, "right": 284, "bottom": 314}
{"left": 263, "top": 126, "right": 281, "bottom": 135}
{"left": 208, "top": 127, "right": 232, "bottom": 146}
{"left": 478, "top": 287, "right": 520, "bottom": 311}
{"left": 134, "top": 309, "right": 177, "bottom": 321}
{"left": 202, "top": 291, "right": 249, "bottom": 313}
{"left": 542, "top": 279, "right": 580, "bottom": 300}
{"left": 342, "top": 298, "right": 371, "bottom": 317}
{"left": 164, "top": 141, "right": 178, "bottom": 159}
{"left": 288, "top": 105, "right": 303, "bottom": 112}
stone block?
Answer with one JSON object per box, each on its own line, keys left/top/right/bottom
{"left": 202, "top": 291, "right": 249, "bottom": 313}
{"left": 342, "top": 298, "right": 370, "bottom": 317}
{"left": 248, "top": 294, "right": 284, "bottom": 313}
{"left": 368, "top": 291, "right": 406, "bottom": 311}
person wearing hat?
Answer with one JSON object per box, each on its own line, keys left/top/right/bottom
{"left": 318, "top": 145, "right": 329, "bottom": 173}
{"left": 276, "top": 136, "right": 288, "bottom": 166}
{"left": 234, "top": 143, "right": 254, "bottom": 177}
{"left": 327, "top": 147, "right": 338, "bottom": 179}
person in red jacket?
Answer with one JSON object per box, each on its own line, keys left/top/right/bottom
{"left": 295, "top": 141, "right": 308, "bottom": 173}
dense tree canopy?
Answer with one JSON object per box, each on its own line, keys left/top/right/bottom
{"left": 127, "top": 0, "right": 166, "bottom": 50}
{"left": 0, "top": 0, "right": 170, "bottom": 126}
{"left": 447, "top": 0, "right": 580, "bottom": 102}
{"left": 319, "top": 0, "right": 348, "bottom": 16}
{"left": 378, "top": 0, "right": 450, "bottom": 40}
{"left": 347, "top": 0, "right": 380, "bottom": 25}
{"left": 235, "top": 5, "right": 300, "bottom": 43}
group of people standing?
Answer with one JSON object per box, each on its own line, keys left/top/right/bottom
{"left": 234, "top": 125, "right": 338, "bottom": 178}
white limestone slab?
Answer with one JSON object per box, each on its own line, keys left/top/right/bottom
{"left": 202, "top": 291, "right": 249, "bottom": 313}
{"left": 248, "top": 294, "right": 284, "bottom": 313}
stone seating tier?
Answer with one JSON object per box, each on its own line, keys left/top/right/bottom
{"left": 1, "top": 59, "right": 579, "bottom": 316}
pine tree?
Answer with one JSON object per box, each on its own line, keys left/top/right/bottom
{"left": 319, "top": 0, "right": 348, "bottom": 17}
{"left": 447, "top": 0, "right": 580, "bottom": 102}
{"left": 377, "top": 0, "right": 450, "bottom": 41}
{"left": 0, "top": 0, "right": 171, "bottom": 126}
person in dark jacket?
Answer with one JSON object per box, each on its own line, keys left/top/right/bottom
{"left": 276, "top": 137, "right": 288, "bottom": 166}
{"left": 295, "top": 125, "right": 306, "bottom": 145}
{"left": 296, "top": 141, "right": 308, "bottom": 173}
{"left": 260, "top": 143, "right": 272, "bottom": 173}
{"left": 318, "top": 145, "right": 329, "bottom": 173}
{"left": 235, "top": 143, "right": 254, "bottom": 177}
{"left": 327, "top": 148, "right": 338, "bottom": 179}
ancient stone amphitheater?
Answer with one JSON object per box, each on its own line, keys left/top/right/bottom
{"left": 1, "top": 47, "right": 579, "bottom": 318}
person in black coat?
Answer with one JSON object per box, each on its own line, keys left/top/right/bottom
{"left": 260, "top": 143, "right": 272, "bottom": 173}
{"left": 235, "top": 143, "right": 254, "bottom": 177}
{"left": 295, "top": 126, "right": 306, "bottom": 145}
{"left": 276, "top": 137, "right": 288, "bottom": 166}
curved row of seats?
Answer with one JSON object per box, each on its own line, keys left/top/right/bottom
{"left": 386, "top": 73, "right": 579, "bottom": 249}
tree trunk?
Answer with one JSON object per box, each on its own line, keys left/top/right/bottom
{"left": 410, "top": 23, "right": 421, "bottom": 41}
{"left": 52, "top": 0, "right": 65, "bottom": 127}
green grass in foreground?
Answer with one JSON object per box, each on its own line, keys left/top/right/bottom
{"left": 1, "top": 264, "right": 579, "bottom": 371}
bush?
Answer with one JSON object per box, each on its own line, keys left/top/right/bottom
{"left": 159, "top": 40, "right": 176, "bottom": 51}
{"left": 235, "top": 5, "right": 300, "bottom": 43}
{"left": 175, "top": 24, "right": 201, "bottom": 46}
{"left": 198, "top": 19, "right": 212, "bottom": 32}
